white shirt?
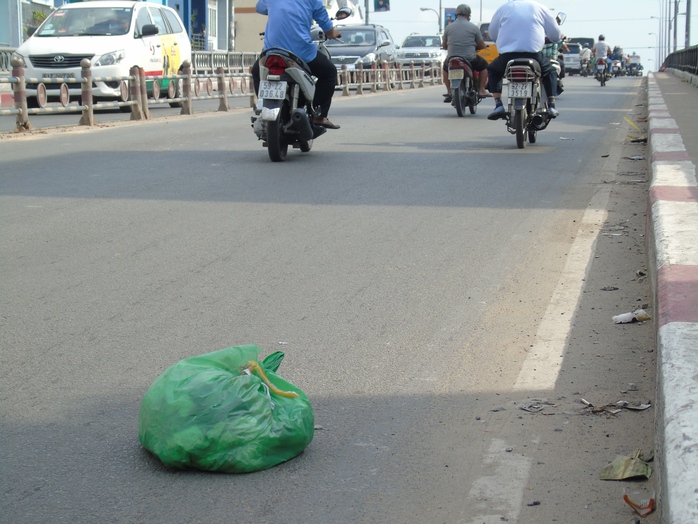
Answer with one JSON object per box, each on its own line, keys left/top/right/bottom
{"left": 580, "top": 47, "right": 592, "bottom": 60}
{"left": 594, "top": 41, "right": 611, "bottom": 59}
{"left": 489, "top": 0, "right": 562, "bottom": 54}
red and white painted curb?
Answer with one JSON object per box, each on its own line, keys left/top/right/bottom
{"left": 647, "top": 72, "right": 698, "bottom": 523}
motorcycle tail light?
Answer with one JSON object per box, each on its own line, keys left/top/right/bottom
{"left": 265, "top": 55, "right": 288, "bottom": 75}
{"left": 510, "top": 70, "right": 527, "bottom": 81}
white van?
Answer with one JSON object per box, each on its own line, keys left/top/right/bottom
{"left": 13, "top": 0, "right": 191, "bottom": 108}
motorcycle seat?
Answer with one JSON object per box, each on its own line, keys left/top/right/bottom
{"left": 262, "top": 47, "right": 313, "bottom": 75}
{"left": 505, "top": 58, "right": 541, "bottom": 77}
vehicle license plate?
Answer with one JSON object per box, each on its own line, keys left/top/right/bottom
{"left": 259, "top": 80, "right": 287, "bottom": 100}
{"left": 43, "top": 72, "right": 75, "bottom": 79}
{"left": 448, "top": 69, "right": 464, "bottom": 80}
{"left": 508, "top": 82, "right": 531, "bottom": 98}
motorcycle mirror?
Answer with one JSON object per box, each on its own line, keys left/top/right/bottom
{"left": 335, "top": 7, "right": 353, "bottom": 20}
{"left": 556, "top": 12, "right": 566, "bottom": 25}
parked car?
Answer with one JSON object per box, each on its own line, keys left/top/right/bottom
{"left": 395, "top": 34, "right": 446, "bottom": 69}
{"left": 326, "top": 24, "right": 397, "bottom": 72}
{"left": 562, "top": 42, "right": 581, "bottom": 75}
{"left": 13, "top": 0, "right": 191, "bottom": 110}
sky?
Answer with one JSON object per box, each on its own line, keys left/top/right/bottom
{"left": 357, "top": 0, "right": 697, "bottom": 71}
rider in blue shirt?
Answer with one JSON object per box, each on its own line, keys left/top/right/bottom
{"left": 252, "top": 0, "right": 342, "bottom": 129}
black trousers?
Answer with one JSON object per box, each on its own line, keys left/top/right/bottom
{"left": 487, "top": 51, "right": 558, "bottom": 99}
{"left": 251, "top": 52, "right": 337, "bottom": 118}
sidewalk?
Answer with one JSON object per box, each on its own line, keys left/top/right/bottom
{"left": 647, "top": 70, "right": 698, "bottom": 523}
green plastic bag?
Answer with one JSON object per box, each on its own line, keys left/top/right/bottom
{"left": 138, "top": 344, "right": 314, "bottom": 473}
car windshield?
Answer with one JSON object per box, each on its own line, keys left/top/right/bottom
{"left": 326, "top": 29, "right": 376, "bottom": 46}
{"left": 36, "top": 7, "right": 133, "bottom": 37}
{"left": 402, "top": 36, "right": 441, "bottom": 47}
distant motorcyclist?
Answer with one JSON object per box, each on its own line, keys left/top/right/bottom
{"left": 441, "top": 4, "right": 490, "bottom": 102}
{"left": 593, "top": 34, "right": 612, "bottom": 74}
{"left": 579, "top": 43, "right": 592, "bottom": 71}
{"left": 485, "top": 0, "right": 563, "bottom": 120}
{"left": 251, "top": 0, "right": 342, "bottom": 129}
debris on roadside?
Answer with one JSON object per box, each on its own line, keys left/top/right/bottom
{"left": 601, "top": 286, "right": 620, "bottom": 291}
{"left": 579, "top": 398, "right": 652, "bottom": 415}
{"left": 612, "top": 308, "right": 651, "bottom": 324}
{"left": 623, "top": 487, "right": 656, "bottom": 517}
{"left": 519, "top": 398, "right": 558, "bottom": 414}
{"left": 600, "top": 449, "right": 652, "bottom": 480}
{"left": 625, "top": 155, "right": 645, "bottom": 161}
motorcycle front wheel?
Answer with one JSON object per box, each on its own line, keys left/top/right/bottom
{"left": 515, "top": 107, "right": 527, "bottom": 149}
{"left": 267, "top": 102, "right": 289, "bottom": 162}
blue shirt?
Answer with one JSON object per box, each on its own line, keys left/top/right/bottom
{"left": 489, "top": 0, "right": 562, "bottom": 54}
{"left": 256, "top": 0, "right": 333, "bottom": 63}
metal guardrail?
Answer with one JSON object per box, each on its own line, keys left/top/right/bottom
{"left": 1, "top": 47, "right": 14, "bottom": 73}
{"left": 1, "top": 57, "right": 254, "bottom": 132}
{"left": 336, "top": 60, "right": 442, "bottom": 95}
{"left": 663, "top": 45, "right": 698, "bottom": 76}
{"left": 1, "top": 49, "right": 441, "bottom": 132}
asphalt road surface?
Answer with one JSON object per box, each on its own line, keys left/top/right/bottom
{"left": 0, "top": 76, "right": 656, "bottom": 523}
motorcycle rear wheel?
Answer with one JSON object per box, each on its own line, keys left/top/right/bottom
{"left": 454, "top": 85, "right": 466, "bottom": 117}
{"left": 514, "top": 108, "right": 526, "bottom": 149}
{"left": 267, "top": 102, "right": 289, "bottom": 162}
{"left": 527, "top": 127, "right": 537, "bottom": 144}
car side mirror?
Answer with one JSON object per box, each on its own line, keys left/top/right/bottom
{"left": 141, "top": 24, "right": 159, "bottom": 37}
{"left": 379, "top": 39, "right": 391, "bottom": 48}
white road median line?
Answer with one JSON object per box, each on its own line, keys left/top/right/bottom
{"left": 512, "top": 186, "right": 611, "bottom": 392}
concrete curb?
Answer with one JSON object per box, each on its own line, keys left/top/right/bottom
{"left": 647, "top": 72, "right": 698, "bottom": 524}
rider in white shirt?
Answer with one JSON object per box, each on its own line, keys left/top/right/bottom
{"left": 593, "top": 34, "right": 612, "bottom": 73}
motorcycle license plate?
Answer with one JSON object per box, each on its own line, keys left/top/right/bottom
{"left": 508, "top": 82, "right": 531, "bottom": 98}
{"left": 259, "top": 80, "right": 287, "bottom": 100}
{"left": 448, "top": 69, "right": 464, "bottom": 80}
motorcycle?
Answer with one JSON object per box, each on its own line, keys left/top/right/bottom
{"left": 502, "top": 58, "right": 555, "bottom": 149}
{"left": 595, "top": 58, "right": 608, "bottom": 86}
{"left": 611, "top": 59, "right": 623, "bottom": 77}
{"left": 447, "top": 56, "right": 481, "bottom": 116}
{"left": 251, "top": 7, "right": 352, "bottom": 162}
{"left": 580, "top": 58, "right": 591, "bottom": 77}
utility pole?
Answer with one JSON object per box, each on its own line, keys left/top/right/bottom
{"left": 673, "top": 0, "right": 679, "bottom": 52}
{"left": 365, "top": 0, "right": 369, "bottom": 24}
{"left": 686, "top": 0, "right": 692, "bottom": 49}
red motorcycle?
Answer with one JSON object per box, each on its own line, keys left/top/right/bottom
{"left": 447, "top": 56, "right": 481, "bottom": 117}
{"left": 580, "top": 57, "right": 591, "bottom": 77}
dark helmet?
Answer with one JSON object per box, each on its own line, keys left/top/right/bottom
{"left": 455, "top": 4, "right": 471, "bottom": 17}
{"left": 598, "top": 34, "right": 605, "bottom": 41}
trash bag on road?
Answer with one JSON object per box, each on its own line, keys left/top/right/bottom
{"left": 138, "top": 344, "right": 314, "bottom": 473}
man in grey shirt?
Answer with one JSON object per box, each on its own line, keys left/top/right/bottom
{"left": 441, "top": 4, "right": 489, "bottom": 102}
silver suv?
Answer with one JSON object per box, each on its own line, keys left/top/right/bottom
{"left": 326, "top": 24, "right": 397, "bottom": 71}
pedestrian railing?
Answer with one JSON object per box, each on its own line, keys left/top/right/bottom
{"left": 336, "top": 60, "right": 441, "bottom": 95}
{"left": 663, "top": 45, "right": 698, "bottom": 76}
{"left": 0, "top": 58, "right": 254, "bottom": 133}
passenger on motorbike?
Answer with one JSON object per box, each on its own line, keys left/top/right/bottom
{"left": 251, "top": 0, "right": 342, "bottom": 129}
{"left": 541, "top": 20, "right": 568, "bottom": 81}
{"left": 593, "top": 34, "right": 612, "bottom": 74}
{"left": 485, "top": 0, "right": 563, "bottom": 120}
{"left": 441, "top": 4, "right": 490, "bottom": 102}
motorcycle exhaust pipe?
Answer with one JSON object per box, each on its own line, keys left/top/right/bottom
{"left": 532, "top": 114, "right": 545, "bottom": 128}
{"left": 291, "top": 109, "right": 314, "bottom": 142}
